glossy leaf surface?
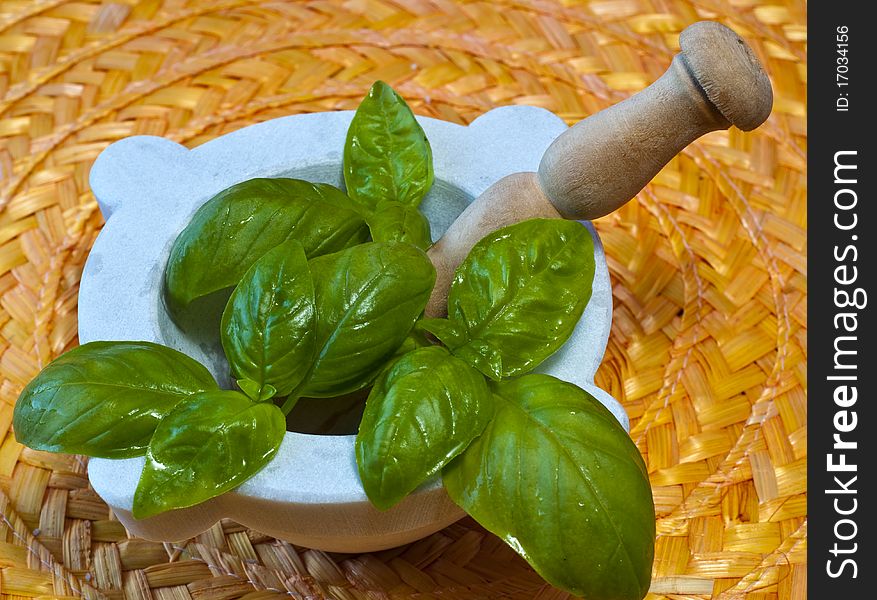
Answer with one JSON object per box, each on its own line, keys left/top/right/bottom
{"left": 416, "top": 317, "right": 466, "bottom": 349}
{"left": 366, "top": 201, "right": 432, "bottom": 250}
{"left": 443, "top": 375, "right": 655, "bottom": 600}
{"left": 133, "top": 390, "right": 285, "bottom": 519}
{"left": 13, "top": 342, "right": 218, "bottom": 458}
{"left": 165, "top": 178, "right": 367, "bottom": 318}
{"left": 444, "top": 219, "right": 594, "bottom": 380}
{"left": 221, "top": 240, "right": 315, "bottom": 398}
{"left": 236, "top": 379, "right": 276, "bottom": 402}
{"left": 301, "top": 242, "right": 435, "bottom": 397}
{"left": 387, "top": 327, "right": 432, "bottom": 366}
{"left": 356, "top": 346, "right": 493, "bottom": 510}
{"left": 344, "top": 81, "right": 433, "bottom": 211}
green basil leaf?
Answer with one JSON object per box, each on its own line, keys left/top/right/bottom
{"left": 12, "top": 341, "right": 218, "bottom": 458}
{"left": 165, "top": 178, "right": 368, "bottom": 318}
{"left": 366, "top": 201, "right": 432, "bottom": 250}
{"left": 343, "top": 81, "right": 434, "bottom": 211}
{"left": 445, "top": 219, "right": 594, "bottom": 380}
{"left": 443, "top": 375, "right": 655, "bottom": 599}
{"left": 237, "top": 379, "right": 276, "bottom": 402}
{"left": 356, "top": 346, "right": 493, "bottom": 510}
{"left": 388, "top": 327, "right": 432, "bottom": 365}
{"left": 301, "top": 242, "right": 436, "bottom": 397}
{"left": 221, "top": 240, "right": 316, "bottom": 398}
{"left": 133, "top": 390, "right": 285, "bottom": 519}
{"left": 416, "top": 317, "right": 466, "bottom": 348}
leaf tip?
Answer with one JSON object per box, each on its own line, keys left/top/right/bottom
{"left": 366, "top": 493, "right": 398, "bottom": 512}
{"left": 362, "top": 477, "right": 405, "bottom": 512}
{"left": 369, "top": 80, "right": 392, "bottom": 96}
{"left": 131, "top": 486, "right": 163, "bottom": 521}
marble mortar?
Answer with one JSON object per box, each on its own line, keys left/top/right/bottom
{"left": 82, "top": 106, "right": 627, "bottom": 552}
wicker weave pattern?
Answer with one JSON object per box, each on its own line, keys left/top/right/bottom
{"left": 0, "top": 1, "right": 806, "bottom": 598}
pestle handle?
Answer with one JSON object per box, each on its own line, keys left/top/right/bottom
{"left": 539, "top": 21, "right": 773, "bottom": 220}
{"left": 426, "top": 22, "right": 773, "bottom": 316}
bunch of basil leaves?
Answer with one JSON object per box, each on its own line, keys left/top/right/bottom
{"left": 13, "top": 81, "right": 654, "bottom": 600}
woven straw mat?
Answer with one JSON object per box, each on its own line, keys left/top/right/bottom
{"left": 0, "top": 1, "right": 807, "bottom": 599}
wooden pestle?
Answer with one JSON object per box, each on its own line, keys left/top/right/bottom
{"left": 426, "top": 21, "right": 773, "bottom": 316}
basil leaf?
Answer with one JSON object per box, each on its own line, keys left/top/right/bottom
{"left": 366, "top": 201, "right": 432, "bottom": 250}
{"left": 12, "top": 341, "right": 218, "bottom": 458}
{"left": 221, "top": 240, "right": 316, "bottom": 398}
{"left": 388, "top": 327, "right": 432, "bottom": 365}
{"left": 416, "top": 317, "right": 466, "bottom": 348}
{"left": 133, "top": 390, "right": 285, "bottom": 519}
{"left": 356, "top": 346, "right": 493, "bottom": 510}
{"left": 344, "top": 81, "right": 434, "bottom": 211}
{"left": 443, "top": 375, "right": 655, "bottom": 600}
{"left": 301, "top": 242, "right": 435, "bottom": 397}
{"left": 444, "top": 219, "right": 594, "bottom": 380}
{"left": 236, "top": 379, "right": 276, "bottom": 402}
{"left": 165, "top": 178, "right": 368, "bottom": 318}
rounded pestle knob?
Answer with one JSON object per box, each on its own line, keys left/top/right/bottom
{"left": 678, "top": 21, "right": 774, "bottom": 132}
{"left": 538, "top": 20, "right": 773, "bottom": 220}
{"left": 426, "top": 21, "right": 772, "bottom": 317}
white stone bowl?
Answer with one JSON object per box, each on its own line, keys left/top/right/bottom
{"left": 81, "top": 106, "right": 626, "bottom": 553}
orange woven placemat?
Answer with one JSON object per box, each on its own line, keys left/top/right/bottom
{"left": 0, "top": 1, "right": 807, "bottom": 599}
